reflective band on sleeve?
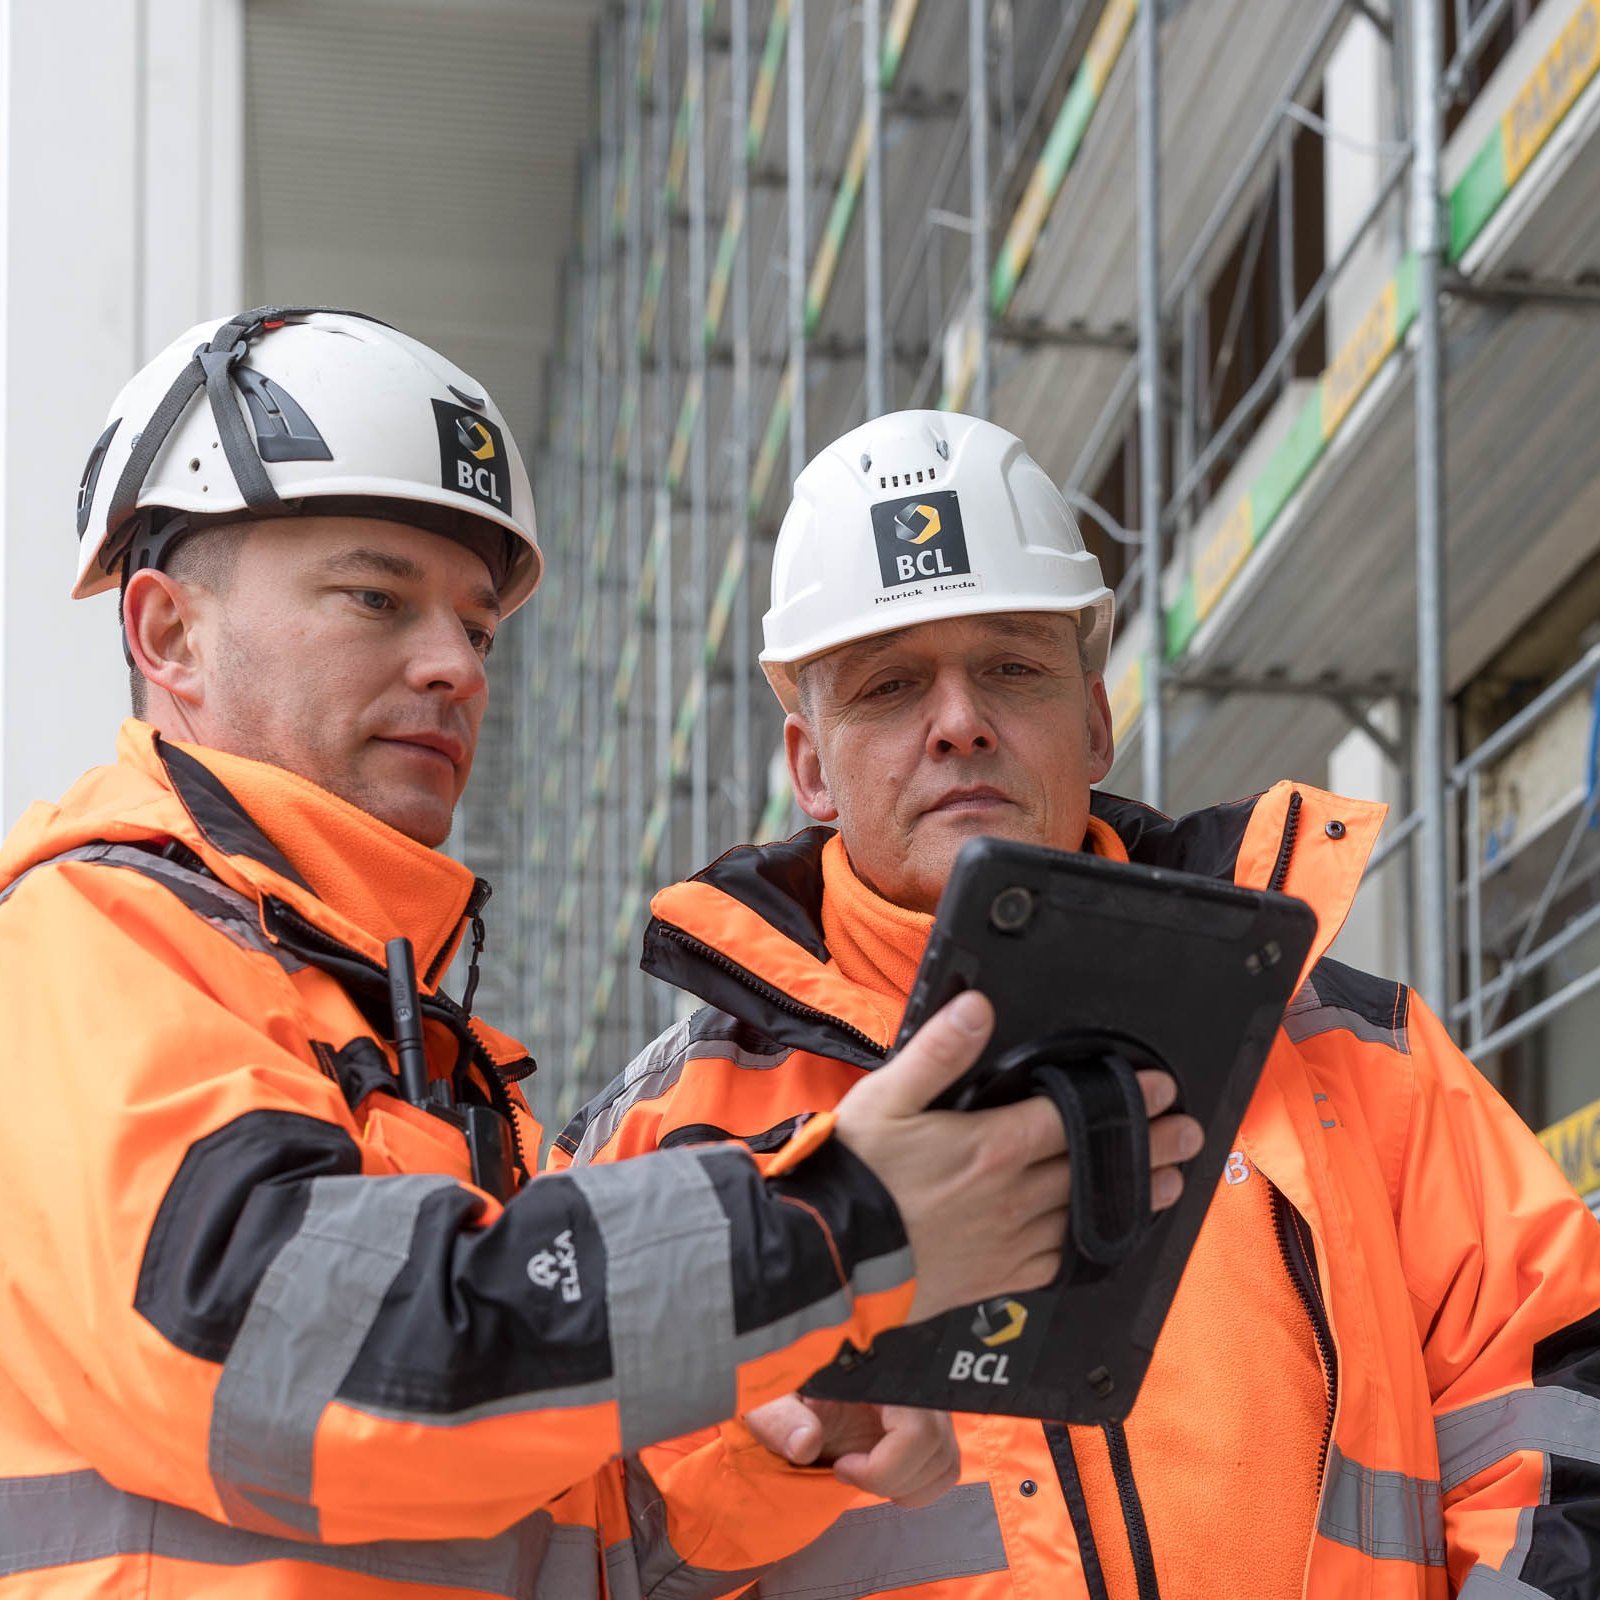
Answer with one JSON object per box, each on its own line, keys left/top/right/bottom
{"left": 531, "top": 1524, "right": 605, "bottom": 1598}
{"left": 565, "top": 1151, "right": 738, "bottom": 1454}
{"left": 1436, "top": 1385, "right": 1600, "bottom": 1492}
{"left": 208, "top": 1172, "right": 455, "bottom": 1537}
{"left": 0, "top": 1467, "right": 546, "bottom": 1593}
{"left": 1317, "top": 1445, "right": 1445, "bottom": 1565}
{"left": 743, "top": 1481, "right": 1008, "bottom": 1598}
{"left": 569, "top": 1020, "right": 791, "bottom": 1165}
{"left": 1458, "top": 1563, "right": 1557, "bottom": 1597}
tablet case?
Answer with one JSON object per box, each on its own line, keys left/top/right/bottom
{"left": 804, "top": 837, "right": 1317, "bottom": 1423}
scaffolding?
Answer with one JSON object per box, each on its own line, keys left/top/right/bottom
{"left": 477, "top": 0, "right": 1600, "bottom": 1149}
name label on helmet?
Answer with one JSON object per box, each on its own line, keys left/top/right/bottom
{"left": 871, "top": 489, "right": 971, "bottom": 590}
{"left": 434, "top": 400, "right": 508, "bottom": 510}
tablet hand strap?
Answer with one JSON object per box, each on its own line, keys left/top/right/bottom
{"left": 1028, "top": 1052, "right": 1150, "bottom": 1286}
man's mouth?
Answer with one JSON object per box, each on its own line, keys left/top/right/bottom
{"left": 921, "top": 785, "right": 1014, "bottom": 817}
{"left": 376, "top": 732, "right": 466, "bottom": 769}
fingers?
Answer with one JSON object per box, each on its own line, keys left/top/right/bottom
{"left": 857, "top": 992, "right": 994, "bottom": 1118}
{"left": 742, "top": 1393, "right": 824, "bottom": 1466}
{"left": 830, "top": 1406, "right": 959, "bottom": 1510}
{"left": 1135, "top": 1068, "right": 1178, "bottom": 1116}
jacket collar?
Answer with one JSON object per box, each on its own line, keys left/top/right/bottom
{"left": 643, "top": 783, "right": 1386, "bottom": 1062}
{"left": 133, "top": 720, "right": 481, "bottom": 991}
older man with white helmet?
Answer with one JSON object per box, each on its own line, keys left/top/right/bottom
{"left": 562, "top": 410, "right": 1600, "bottom": 1600}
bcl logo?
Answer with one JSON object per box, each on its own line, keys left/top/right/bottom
{"left": 949, "top": 1349, "right": 1011, "bottom": 1384}
{"left": 434, "top": 399, "right": 508, "bottom": 510}
{"left": 871, "top": 488, "right": 971, "bottom": 590}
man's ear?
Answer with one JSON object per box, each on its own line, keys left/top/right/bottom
{"left": 1085, "top": 670, "right": 1115, "bottom": 784}
{"left": 785, "top": 712, "right": 838, "bottom": 822}
{"left": 123, "top": 568, "right": 207, "bottom": 708}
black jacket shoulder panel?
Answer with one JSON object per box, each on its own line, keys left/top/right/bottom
{"left": 690, "top": 826, "right": 835, "bottom": 963}
{"left": 1091, "top": 789, "right": 1259, "bottom": 881}
{"left": 1284, "top": 957, "right": 1411, "bottom": 1056}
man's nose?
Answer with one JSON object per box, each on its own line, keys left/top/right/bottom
{"left": 410, "top": 612, "right": 488, "bottom": 699}
{"left": 925, "top": 671, "right": 995, "bottom": 755}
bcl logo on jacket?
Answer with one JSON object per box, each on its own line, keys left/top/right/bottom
{"left": 871, "top": 488, "right": 972, "bottom": 590}
{"left": 434, "top": 399, "right": 508, "bottom": 510}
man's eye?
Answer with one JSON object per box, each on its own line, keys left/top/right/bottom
{"left": 862, "top": 677, "right": 909, "bottom": 699}
{"left": 352, "top": 589, "right": 395, "bottom": 613}
{"left": 995, "top": 661, "right": 1035, "bottom": 677}
{"left": 467, "top": 626, "right": 496, "bottom": 659}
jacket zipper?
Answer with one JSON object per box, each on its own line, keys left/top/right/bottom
{"left": 263, "top": 897, "right": 532, "bottom": 1183}
{"left": 655, "top": 923, "right": 889, "bottom": 1060}
{"left": 1271, "top": 1182, "right": 1338, "bottom": 1483}
{"left": 1043, "top": 1423, "right": 1112, "bottom": 1600}
{"left": 1267, "top": 790, "right": 1303, "bottom": 893}
{"left": 1102, "top": 1421, "right": 1162, "bottom": 1600}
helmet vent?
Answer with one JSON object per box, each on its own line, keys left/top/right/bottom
{"left": 876, "top": 465, "right": 938, "bottom": 491}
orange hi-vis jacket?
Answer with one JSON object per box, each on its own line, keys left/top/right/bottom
{"left": 557, "top": 783, "right": 1600, "bottom": 1599}
{"left": 0, "top": 721, "right": 924, "bottom": 1598}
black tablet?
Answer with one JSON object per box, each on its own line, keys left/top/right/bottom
{"left": 805, "top": 836, "right": 1317, "bottom": 1423}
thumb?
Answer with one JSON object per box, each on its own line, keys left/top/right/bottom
{"left": 742, "top": 1393, "right": 824, "bottom": 1465}
{"left": 859, "top": 990, "right": 993, "bottom": 1118}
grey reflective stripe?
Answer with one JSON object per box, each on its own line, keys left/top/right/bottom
{"left": 0, "top": 1467, "right": 547, "bottom": 1593}
{"left": 531, "top": 1523, "right": 604, "bottom": 1599}
{"left": 1458, "top": 1564, "right": 1556, "bottom": 1597}
{"left": 1316, "top": 1444, "right": 1445, "bottom": 1565}
{"left": 1436, "top": 1385, "right": 1600, "bottom": 1492}
{"left": 572, "top": 1017, "right": 792, "bottom": 1164}
{"left": 745, "top": 1481, "right": 1008, "bottom": 1598}
{"left": 623, "top": 1454, "right": 766, "bottom": 1600}
{"left": 209, "top": 1172, "right": 455, "bottom": 1537}
{"left": 0, "top": 841, "right": 302, "bottom": 970}
{"left": 606, "top": 1537, "right": 646, "bottom": 1600}
{"left": 1282, "top": 998, "right": 1407, "bottom": 1051}
{"left": 565, "top": 1149, "right": 738, "bottom": 1453}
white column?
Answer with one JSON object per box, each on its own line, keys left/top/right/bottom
{"left": 1322, "top": 12, "right": 1396, "bottom": 352}
{"left": 1, "top": 0, "right": 242, "bottom": 832}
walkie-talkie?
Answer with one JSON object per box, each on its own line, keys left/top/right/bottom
{"left": 385, "top": 936, "right": 515, "bottom": 1201}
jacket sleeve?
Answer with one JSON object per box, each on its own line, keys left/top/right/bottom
{"left": 0, "top": 862, "right": 916, "bottom": 1546}
{"left": 1389, "top": 992, "right": 1600, "bottom": 1597}
{"left": 550, "top": 1028, "right": 888, "bottom": 1595}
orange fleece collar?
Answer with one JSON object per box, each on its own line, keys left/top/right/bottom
{"left": 129, "top": 720, "right": 477, "bottom": 984}
{"left": 818, "top": 818, "right": 1130, "bottom": 1009}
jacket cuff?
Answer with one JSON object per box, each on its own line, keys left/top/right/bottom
{"left": 762, "top": 1124, "right": 917, "bottom": 1346}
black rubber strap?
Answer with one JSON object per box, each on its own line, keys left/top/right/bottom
{"left": 99, "top": 304, "right": 397, "bottom": 566}
{"left": 1028, "top": 1050, "right": 1150, "bottom": 1285}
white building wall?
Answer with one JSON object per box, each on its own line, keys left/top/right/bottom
{"left": 0, "top": 0, "right": 242, "bottom": 833}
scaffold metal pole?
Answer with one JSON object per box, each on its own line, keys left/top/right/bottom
{"left": 651, "top": 8, "right": 676, "bottom": 1035}
{"left": 689, "top": 0, "right": 711, "bottom": 871}
{"left": 731, "top": 0, "right": 755, "bottom": 835}
{"left": 624, "top": 0, "right": 647, "bottom": 1039}
{"left": 1411, "top": 0, "right": 1450, "bottom": 1016}
{"left": 968, "top": 0, "right": 990, "bottom": 417}
{"left": 863, "top": 0, "right": 885, "bottom": 416}
{"left": 788, "top": 0, "right": 808, "bottom": 481}
{"left": 1137, "top": 0, "right": 1165, "bottom": 809}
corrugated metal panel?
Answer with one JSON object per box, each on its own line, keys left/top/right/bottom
{"left": 244, "top": 0, "right": 598, "bottom": 450}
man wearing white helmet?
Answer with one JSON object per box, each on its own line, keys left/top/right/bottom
{"left": 561, "top": 411, "right": 1600, "bottom": 1599}
{"left": 0, "top": 321, "right": 1171, "bottom": 1597}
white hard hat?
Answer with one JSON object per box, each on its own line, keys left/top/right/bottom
{"left": 73, "top": 306, "right": 542, "bottom": 611}
{"left": 760, "top": 410, "right": 1113, "bottom": 712}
